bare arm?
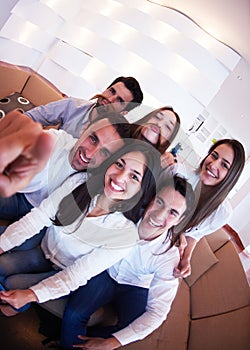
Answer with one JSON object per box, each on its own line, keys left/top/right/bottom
{"left": 73, "top": 336, "right": 121, "bottom": 350}
{"left": 174, "top": 236, "right": 197, "bottom": 278}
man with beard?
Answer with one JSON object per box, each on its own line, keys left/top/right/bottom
{"left": 25, "top": 76, "right": 143, "bottom": 137}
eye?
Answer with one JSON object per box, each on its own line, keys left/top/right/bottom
{"left": 118, "top": 97, "right": 124, "bottom": 105}
{"left": 115, "top": 160, "right": 123, "bottom": 169}
{"left": 210, "top": 152, "right": 217, "bottom": 160}
{"left": 222, "top": 162, "right": 230, "bottom": 170}
{"left": 155, "top": 197, "right": 163, "bottom": 207}
{"left": 89, "top": 134, "right": 98, "bottom": 144}
{"left": 131, "top": 173, "right": 140, "bottom": 182}
{"left": 170, "top": 209, "right": 178, "bottom": 217}
{"left": 109, "top": 87, "right": 115, "bottom": 95}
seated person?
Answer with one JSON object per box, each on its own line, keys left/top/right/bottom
{"left": 25, "top": 76, "right": 143, "bottom": 137}
{"left": 58, "top": 174, "right": 194, "bottom": 349}
{"left": 174, "top": 138, "right": 245, "bottom": 278}
{"left": 0, "top": 140, "right": 160, "bottom": 318}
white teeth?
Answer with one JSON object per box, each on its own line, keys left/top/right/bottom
{"left": 110, "top": 180, "right": 123, "bottom": 191}
{"left": 149, "top": 217, "right": 162, "bottom": 227}
{"left": 79, "top": 152, "right": 89, "bottom": 164}
{"left": 207, "top": 169, "right": 216, "bottom": 178}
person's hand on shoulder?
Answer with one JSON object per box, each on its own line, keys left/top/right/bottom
{"left": 0, "top": 110, "right": 55, "bottom": 197}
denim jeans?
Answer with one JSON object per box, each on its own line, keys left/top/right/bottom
{"left": 0, "top": 245, "right": 57, "bottom": 310}
{"left": 60, "top": 270, "right": 148, "bottom": 349}
{"left": 0, "top": 192, "right": 33, "bottom": 221}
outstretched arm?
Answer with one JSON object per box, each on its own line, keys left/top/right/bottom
{"left": 0, "top": 110, "right": 54, "bottom": 197}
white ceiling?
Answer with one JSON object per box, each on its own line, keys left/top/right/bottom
{"left": 155, "top": 0, "right": 250, "bottom": 64}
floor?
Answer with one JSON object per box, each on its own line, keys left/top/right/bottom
{"left": 0, "top": 304, "right": 61, "bottom": 349}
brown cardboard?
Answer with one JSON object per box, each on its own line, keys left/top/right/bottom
{"left": 188, "top": 306, "right": 250, "bottom": 350}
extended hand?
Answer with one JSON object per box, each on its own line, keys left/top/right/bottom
{"left": 0, "top": 110, "right": 54, "bottom": 197}
{"left": 0, "top": 288, "right": 38, "bottom": 309}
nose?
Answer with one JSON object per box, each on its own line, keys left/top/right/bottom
{"left": 210, "top": 157, "right": 220, "bottom": 169}
{"left": 85, "top": 144, "right": 98, "bottom": 159}
{"left": 114, "top": 169, "right": 127, "bottom": 183}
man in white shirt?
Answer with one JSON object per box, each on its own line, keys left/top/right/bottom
{"left": 0, "top": 112, "right": 131, "bottom": 249}
{"left": 59, "top": 174, "right": 195, "bottom": 350}
{"left": 25, "top": 76, "right": 143, "bottom": 138}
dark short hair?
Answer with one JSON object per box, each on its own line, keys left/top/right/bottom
{"left": 90, "top": 111, "right": 132, "bottom": 141}
{"left": 107, "top": 76, "right": 143, "bottom": 112}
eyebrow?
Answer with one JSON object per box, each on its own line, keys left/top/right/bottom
{"left": 214, "top": 151, "right": 232, "bottom": 166}
{"left": 120, "top": 158, "right": 143, "bottom": 176}
{"left": 157, "top": 195, "right": 180, "bottom": 215}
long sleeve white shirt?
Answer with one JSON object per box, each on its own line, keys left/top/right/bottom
{"left": 184, "top": 170, "right": 232, "bottom": 241}
{"left": 20, "top": 129, "right": 77, "bottom": 207}
{"left": 0, "top": 173, "right": 139, "bottom": 303}
{"left": 108, "top": 233, "right": 180, "bottom": 345}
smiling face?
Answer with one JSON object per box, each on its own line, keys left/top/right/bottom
{"left": 103, "top": 151, "right": 146, "bottom": 202}
{"left": 141, "top": 109, "right": 177, "bottom": 145}
{"left": 200, "top": 143, "right": 234, "bottom": 186}
{"left": 69, "top": 119, "right": 124, "bottom": 171}
{"left": 138, "top": 186, "right": 187, "bottom": 241}
{"left": 95, "top": 82, "right": 133, "bottom": 114}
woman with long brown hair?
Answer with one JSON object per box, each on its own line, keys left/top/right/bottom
{"left": 174, "top": 138, "right": 245, "bottom": 277}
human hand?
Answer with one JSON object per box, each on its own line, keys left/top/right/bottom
{"left": 0, "top": 288, "right": 38, "bottom": 309}
{"left": 0, "top": 110, "right": 55, "bottom": 197}
{"left": 173, "top": 257, "right": 191, "bottom": 278}
{"left": 160, "top": 152, "right": 177, "bottom": 170}
{"left": 73, "top": 335, "right": 121, "bottom": 349}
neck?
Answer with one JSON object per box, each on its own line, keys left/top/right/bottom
{"left": 87, "top": 193, "right": 115, "bottom": 217}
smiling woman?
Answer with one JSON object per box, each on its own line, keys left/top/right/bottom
{"left": 174, "top": 138, "right": 246, "bottom": 278}
{"left": 0, "top": 139, "right": 161, "bottom": 317}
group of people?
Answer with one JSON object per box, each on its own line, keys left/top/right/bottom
{"left": 0, "top": 75, "right": 246, "bottom": 350}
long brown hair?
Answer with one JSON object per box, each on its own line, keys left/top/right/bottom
{"left": 131, "top": 106, "right": 180, "bottom": 154}
{"left": 181, "top": 139, "right": 245, "bottom": 232}
{"left": 51, "top": 139, "right": 161, "bottom": 226}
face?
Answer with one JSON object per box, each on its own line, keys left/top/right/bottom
{"left": 69, "top": 119, "right": 124, "bottom": 171}
{"left": 141, "top": 109, "right": 177, "bottom": 145}
{"left": 96, "top": 82, "right": 133, "bottom": 114}
{"left": 200, "top": 143, "right": 234, "bottom": 186}
{"left": 104, "top": 151, "right": 146, "bottom": 202}
{"left": 138, "top": 186, "right": 187, "bottom": 241}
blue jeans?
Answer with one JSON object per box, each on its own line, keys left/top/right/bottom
{"left": 0, "top": 226, "right": 47, "bottom": 251}
{"left": 0, "top": 193, "right": 33, "bottom": 221}
{"left": 60, "top": 271, "right": 148, "bottom": 349}
{"left": 0, "top": 245, "right": 57, "bottom": 309}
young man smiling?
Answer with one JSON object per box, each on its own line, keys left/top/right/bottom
{"left": 0, "top": 112, "right": 131, "bottom": 236}
{"left": 58, "top": 175, "right": 195, "bottom": 350}
{"left": 25, "top": 76, "right": 143, "bottom": 138}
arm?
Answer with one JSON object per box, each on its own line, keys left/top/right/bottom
{"left": 25, "top": 98, "right": 71, "bottom": 127}
{"left": 74, "top": 336, "right": 121, "bottom": 349}
{"left": 174, "top": 236, "right": 197, "bottom": 278}
{"left": 0, "top": 110, "right": 55, "bottom": 197}
{"left": 0, "top": 172, "right": 85, "bottom": 252}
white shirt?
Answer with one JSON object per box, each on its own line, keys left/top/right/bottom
{"left": 0, "top": 173, "right": 139, "bottom": 303}
{"left": 19, "top": 129, "right": 77, "bottom": 207}
{"left": 25, "top": 97, "right": 96, "bottom": 138}
{"left": 108, "top": 232, "right": 180, "bottom": 345}
{"left": 182, "top": 170, "right": 232, "bottom": 241}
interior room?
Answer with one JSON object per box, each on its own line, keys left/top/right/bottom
{"left": 0, "top": 0, "right": 249, "bottom": 349}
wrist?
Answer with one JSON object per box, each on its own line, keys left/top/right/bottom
{"left": 106, "top": 336, "right": 122, "bottom": 349}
